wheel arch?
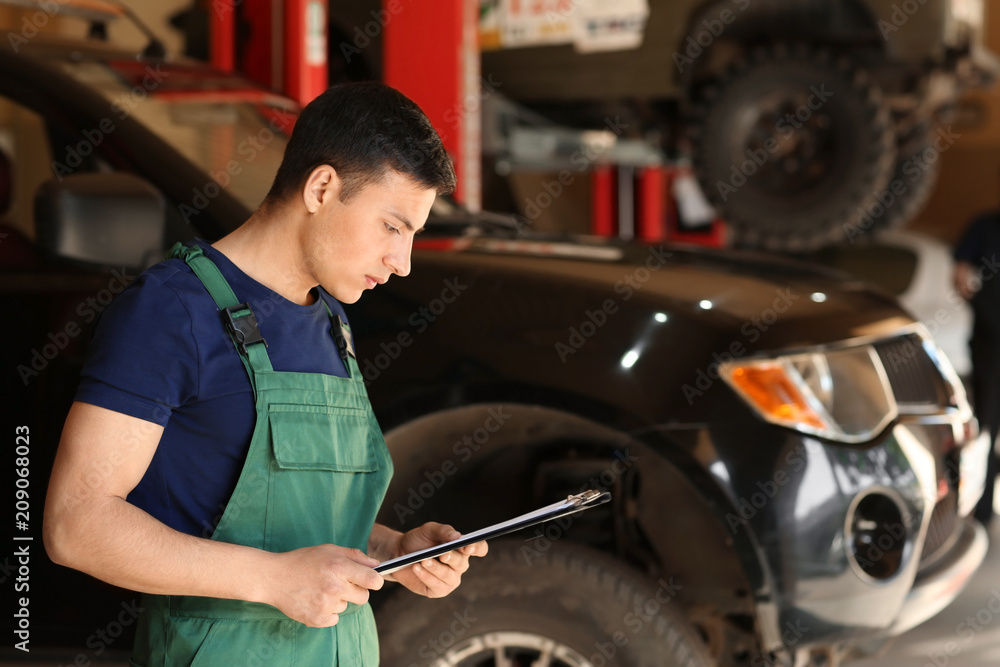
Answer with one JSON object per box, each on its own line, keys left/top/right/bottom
{"left": 375, "top": 403, "right": 772, "bottom": 655}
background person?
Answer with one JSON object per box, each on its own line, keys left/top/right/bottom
{"left": 954, "top": 211, "right": 1000, "bottom": 525}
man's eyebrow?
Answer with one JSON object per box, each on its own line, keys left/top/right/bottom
{"left": 387, "top": 210, "right": 425, "bottom": 234}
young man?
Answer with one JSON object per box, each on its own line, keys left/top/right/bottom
{"left": 43, "top": 82, "right": 486, "bottom": 665}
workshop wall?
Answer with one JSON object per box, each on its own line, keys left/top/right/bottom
{"left": 911, "top": 1, "right": 1000, "bottom": 244}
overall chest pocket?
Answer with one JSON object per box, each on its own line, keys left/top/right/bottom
{"left": 268, "top": 403, "right": 379, "bottom": 473}
{"left": 265, "top": 403, "right": 384, "bottom": 551}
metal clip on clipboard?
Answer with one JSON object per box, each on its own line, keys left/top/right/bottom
{"left": 374, "top": 489, "right": 612, "bottom": 575}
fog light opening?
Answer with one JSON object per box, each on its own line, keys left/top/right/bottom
{"left": 847, "top": 491, "right": 908, "bottom": 581}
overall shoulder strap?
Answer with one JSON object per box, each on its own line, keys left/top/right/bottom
{"left": 318, "top": 297, "right": 361, "bottom": 380}
{"left": 168, "top": 242, "right": 274, "bottom": 377}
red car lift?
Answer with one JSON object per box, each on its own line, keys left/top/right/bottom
{"left": 383, "top": 0, "right": 481, "bottom": 211}
{"left": 211, "top": 0, "right": 328, "bottom": 106}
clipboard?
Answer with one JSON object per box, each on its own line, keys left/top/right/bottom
{"left": 374, "top": 489, "right": 612, "bottom": 575}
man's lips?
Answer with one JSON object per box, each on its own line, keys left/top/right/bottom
{"left": 365, "top": 275, "right": 387, "bottom": 289}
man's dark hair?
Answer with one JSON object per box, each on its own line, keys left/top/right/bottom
{"left": 263, "top": 82, "right": 456, "bottom": 206}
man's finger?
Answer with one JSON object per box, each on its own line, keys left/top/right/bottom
{"left": 338, "top": 580, "right": 375, "bottom": 607}
{"left": 420, "top": 522, "right": 457, "bottom": 539}
{"left": 345, "top": 547, "right": 380, "bottom": 568}
{"left": 459, "top": 540, "right": 488, "bottom": 557}
{"left": 347, "top": 565, "right": 385, "bottom": 592}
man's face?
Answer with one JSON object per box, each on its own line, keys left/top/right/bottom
{"left": 305, "top": 169, "right": 437, "bottom": 304}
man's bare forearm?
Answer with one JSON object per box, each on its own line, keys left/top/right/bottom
{"left": 45, "top": 492, "right": 274, "bottom": 604}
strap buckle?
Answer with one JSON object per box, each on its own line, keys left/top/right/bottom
{"left": 223, "top": 303, "right": 268, "bottom": 355}
{"left": 334, "top": 314, "right": 355, "bottom": 360}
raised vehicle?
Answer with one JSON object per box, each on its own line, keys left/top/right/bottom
{"left": 332, "top": 0, "right": 998, "bottom": 251}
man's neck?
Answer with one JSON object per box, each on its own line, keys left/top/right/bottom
{"left": 212, "top": 210, "right": 316, "bottom": 306}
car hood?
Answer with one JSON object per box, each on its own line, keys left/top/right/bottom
{"left": 409, "top": 234, "right": 911, "bottom": 353}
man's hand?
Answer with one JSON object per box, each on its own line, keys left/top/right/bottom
{"left": 263, "top": 545, "right": 384, "bottom": 627}
{"left": 370, "top": 522, "right": 487, "bottom": 598}
{"left": 955, "top": 260, "right": 980, "bottom": 300}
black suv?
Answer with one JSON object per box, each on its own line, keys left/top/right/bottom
{"left": 0, "top": 5, "right": 989, "bottom": 666}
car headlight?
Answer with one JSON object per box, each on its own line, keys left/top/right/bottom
{"left": 721, "top": 345, "right": 898, "bottom": 443}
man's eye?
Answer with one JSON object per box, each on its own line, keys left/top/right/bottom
{"left": 385, "top": 222, "right": 400, "bottom": 234}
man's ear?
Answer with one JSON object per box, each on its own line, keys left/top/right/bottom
{"left": 302, "top": 165, "right": 341, "bottom": 213}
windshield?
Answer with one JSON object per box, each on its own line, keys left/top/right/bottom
{"left": 55, "top": 58, "right": 297, "bottom": 211}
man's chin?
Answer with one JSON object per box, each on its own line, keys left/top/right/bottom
{"left": 324, "top": 286, "right": 364, "bottom": 304}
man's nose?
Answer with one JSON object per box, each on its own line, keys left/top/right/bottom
{"left": 387, "top": 239, "right": 412, "bottom": 277}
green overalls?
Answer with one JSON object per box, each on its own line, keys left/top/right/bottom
{"left": 130, "top": 244, "right": 393, "bottom": 666}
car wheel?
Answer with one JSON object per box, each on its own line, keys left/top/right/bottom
{"left": 376, "top": 540, "right": 713, "bottom": 667}
{"left": 867, "top": 118, "right": 941, "bottom": 234}
{"left": 689, "top": 45, "right": 896, "bottom": 251}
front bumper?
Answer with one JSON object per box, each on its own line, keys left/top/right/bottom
{"left": 882, "top": 517, "right": 988, "bottom": 636}
{"left": 708, "top": 415, "right": 988, "bottom": 654}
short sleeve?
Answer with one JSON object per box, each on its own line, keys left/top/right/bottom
{"left": 75, "top": 271, "right": 200, "bottom": 426}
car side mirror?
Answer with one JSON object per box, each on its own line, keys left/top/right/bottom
{"left": 34, "top": 172, "right": 166, "bottom": 270}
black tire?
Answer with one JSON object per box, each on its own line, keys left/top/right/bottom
{"left": 865, "top": 118, "right": 941, "bottom": 234}
{"left": 689, "top": 45, "right": 896, "bottom": 251}
{"left": 376, "top": 540, "right": 714, "bottom": 667}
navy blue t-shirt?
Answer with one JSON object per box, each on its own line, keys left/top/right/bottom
{"left": 75, "top": 240, "right": 351, "bottom": 538}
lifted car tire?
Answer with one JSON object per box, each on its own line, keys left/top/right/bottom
{"left": 690, "top": 45, "right": 896, "bottom": 251}
{"left": 376, "top": 540, "right": 714, "bottom": 667}
{"left": 871, "top": 118, "right": 941, "bottom": 235}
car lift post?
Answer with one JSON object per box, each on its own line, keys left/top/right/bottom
{"left": 211, "top": 0, "right": 328, "bottom": 106}
{"left": 637, "top": 166, "right": 665, "bottom": 242}
{"left": 383, "top": 0, "right": 481, "bottom": 211}
{"left": 210, "top": 0, "right": 235, "bottom": 73}
{"left": 592, "top": 165, "right": 666, "bottom": 242}
{"left": 283, "top": 0, "right": 328, "bottom": 105}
